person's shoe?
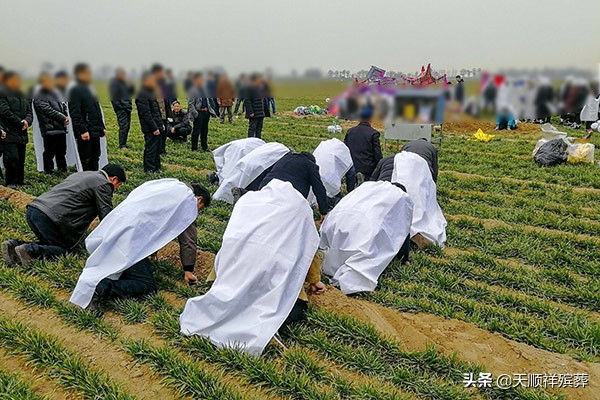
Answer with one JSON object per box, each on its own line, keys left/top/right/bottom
{"left": 356, "top": 172, "right": 365, "bottom": 186}
{"left": 411, "top": 233, "right": 433, "bottom": 250}
{"left": 2, "top": 240, "right": 21, "bottom": 266}
{"left": 86, "top": 292, "right": 105, "bottom": 318}
{"left": 119, "top": 145, "right": 128, "bottom": 149}
{"left": 14, "top": 244, "right": 35, "bottom": 267}
{"left": 231, "top": 187, "right": 245, "bottom": 204}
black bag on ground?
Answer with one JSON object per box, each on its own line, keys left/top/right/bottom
{"left": 533, "top": 139, "right": 568, "bottom": 166}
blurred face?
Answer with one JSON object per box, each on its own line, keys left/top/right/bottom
{"left": 55, "top": 75, "right": 69, "bottom": 88}
{"left": 5, "top": 75, "right": 21, "bottom": 91}
{"left": 77, "top": 68, "right": 92, "bottom": 83}
{"left": 195, "top": 76, "right": 204, "bottom": 87}
{"left": 253, "top": 76, "right": 262, "bottom": 87}
{"left": 40, "top": 74, "right": 54, "bottom": 90}
{"left": 172, "top": 102, "right": 181, "bottom": 113}
{"left": 143, "top": 75, "right": 156, "bottom": 88}
{"left": 0, "top": 71, "right": 4, "bottom": 84}
{"left": 116, "top": 70, "right": 126, "bottom": 81}
{"left": 153, "top": 69, "right": 164, "bottom": 80}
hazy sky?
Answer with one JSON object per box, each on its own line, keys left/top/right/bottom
{"left": 2, "top": 0, "right": 599, "bottom": 75}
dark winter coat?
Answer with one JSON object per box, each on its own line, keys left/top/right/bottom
{"left": 33, "top": 89, "right": 68, "bottom": 136}
{"left": 0, "top": 87, "right": 33, "bottom": 144}
{"left": 344, "top": 121, "right": 382, "bottom": 177}
{"left": 135, "top": 86, "right": 163, "bottom": 134}
{"left": 68, "top": 82, "right": 105, "bottom": 138}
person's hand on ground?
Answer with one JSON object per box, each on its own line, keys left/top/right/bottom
{"left": 309, "top": 282, "right": 326, "bottom": 295}
{"left": 184, "top": 271, "right": 198, "bottom": 285}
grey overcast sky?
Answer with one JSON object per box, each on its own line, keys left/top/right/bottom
{"left": 1, "top": 0, "right": 599, "bottom": 75}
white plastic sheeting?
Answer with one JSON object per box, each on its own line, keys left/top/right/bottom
{"left": 213, "top": 142, "right": 289, "bottom": 204}
{"left": 391, "top": 152, "right": 447, "bottom": 246}
{"left": 320, "top": 181, "right": 413, "bottom": 294}
{"left": 212, "top": 137, "right": 265, "bottom": 181}
{"left": 308, "top": 138, "right": 353, "bottom": 205}
{"left": 180, "top": 179, "right": 319, "bottom": 356}
{"left": 70, "top": 179, "right": 198, "bottom": 308}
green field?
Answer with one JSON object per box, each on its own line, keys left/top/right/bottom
{"left": 0, "top": 80, "right": 598, "bottom": 399}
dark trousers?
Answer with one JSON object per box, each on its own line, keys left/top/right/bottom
{"left": 77, "top": 136, "right": 101, "bottom": 171}
{"left": 247, "top": 117, "right": 264, "bottom": 138}
{"left": 3, "top": 143, "right": 26, "bottom": 185}
{"left": 113, "top": 107, "right": 132, "bottom": 147}
{"left": 23, "top": 207, "right": 70, "bottom": 259}
{"left": 168, "top": 127, "right": 190, "bottom": 141}
{"left": 143, "top": 133, "right": 161, "bottom": 172}
{"left": 267, "top": 98, "right": 276, "bottom": 113}
{"left": 96, "top": 257, "right": 157, "bottom": 300}
{"left": 280, "top": 299, "right": 308, "bottom": 332}
{"left": 345, "top": 165, "right": 357, "bottom": 192}
{"left": 234, "top": 98, "right": 245, "bottom": 114}
{"left": 42, "top": 135, "right": 67, "bottom": 174}
{"left": 191, "top": 111, "right": 210, "bottom": 150}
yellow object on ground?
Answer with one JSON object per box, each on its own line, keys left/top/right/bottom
{"left": 567, "top": 143, "right": 595, "bottom": 164}
{"left": 472, "top": 128, "right": 495, "bottom": 142}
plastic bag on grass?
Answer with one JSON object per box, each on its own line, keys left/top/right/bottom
{"left": 567, "top": 143, "right": 595, "bottom": 164}
{"left": 533, "top": 138, "right": 568, "bottom": 166}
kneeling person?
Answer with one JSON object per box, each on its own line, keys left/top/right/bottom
{"left": 320, "top": 181, "right": 413, "bottom": 294}
{"left": 69, "top": 180, "right": 211, "bottom": 314}
{"left": 2, "top": 164, "right": 126, "bottom": 266}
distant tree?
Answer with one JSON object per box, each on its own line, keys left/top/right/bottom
{"left": 471, "top": 68, "right": 477, "bottom": 77}
{"left": 459, "top": 68, "right": 467, "bottom": 78}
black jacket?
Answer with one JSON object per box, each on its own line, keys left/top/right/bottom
{"left": 109, "top": 78, "right": 133, "bottom": 111}
{"left": 28, "top": 170, "right": 115, "bottom": 248}
{"left": 344, "top": 122, "right": 382, "bottom": 176}
{"left": 245, "top": 86, "right": 270, "bottom": 119}
{"left": 68, "top": 82, "right": 105, "bottom": 138}
{"left": 370, "top": 155, "right": 395, "bottom": 182}
{"left": 402, "top": 139, "right": 439, "bottom": 183}
{"left": 0, "top": 87, "right": 33, "bottom": 144}
{"left": 33, "top": 89, "right": 68, "bottom": 136}
{"left": 259, "top": 152, "right": 329, "bottom": 215}
{"left": 170, "top": 110, "right": 191, "bottom": 131}
{"left": 135, "top": 86, "right": 163, "bottom": 134}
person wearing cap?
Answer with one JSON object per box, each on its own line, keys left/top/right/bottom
{"left": 343, "top": 105, "right": 382, "bottom": 188}
{"left": 2, "top": 164, "right": 127, "bottom": 266}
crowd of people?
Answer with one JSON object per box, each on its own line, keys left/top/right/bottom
{"left": 462, "top": 74, "right": 600, "bottom": 132}
{"left": 2, "top": 100, "right": 446, "bottom": 355}
{"left": 0, "top": 63, "right": 275, "bottom": 185}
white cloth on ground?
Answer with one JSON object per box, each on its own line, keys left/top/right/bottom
{"left": 180, "top": 179, "right": 319, "bottom": 356}
{"left": 70, "top": 179, "right": 198, "bottom": 308}
{"left": 391, "top": 151, "right": 447, "bottom": 246}
{"left": 213, "top": 142, "right": 289, "bottom": 204}
{"left": 320, "top": 181, "right": 413, "bottom": 294}
{"left": 308, "top": 138, "right": 353, "bottom": 205}
{"left": 212, "top": 137, "right": 265, "bottom": 181}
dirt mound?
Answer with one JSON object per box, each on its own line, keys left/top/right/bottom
{"left": 443, "top": 115, "right": 541, "bottom": 135}
{"left": 311, "top": 288, "right": 599, "bottom": 400}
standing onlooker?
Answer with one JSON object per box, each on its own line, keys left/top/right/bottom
{"left": 246, "top": 74, "right": 269, "bottom": 138}
{"left": 217, "top": 74, "right": 235, "bottom": 124}
{"left": 264, "top": 75, "right": 276, "bottom": 114}
{"left": 33, "top": 72, "right": 69, "bottom": 174}
{"left": 165, "top": 69, "right": 178, "bottom": 104}
{"left": 54, "top": 70, "right": 70, "bottom": 101}
{"left": 0, "top": 71, "right": 32, "bottom": 187}
{"left": 183, "top": 71, "right": 194, "bottom": 94}
{"left": 207, "top": 72, "right": 219, "bottom": 118}
{"left": 344, "top": 106, "right": 382, "bottom": 188}
{"left": 234, "top": 73, "right": 248, "bottom": 115}
{"left": 68, "top": 63, "right": 106, "bottom": 171}
{"left": 0, "top": 65, "right": 5, "bottom": 182}
{"left": 454, "top": 75, "right": 465, "bottom": 105}
{"left": 188, "top": 73, "right": 212, "bottom": 151}
{"left": 151, "top": 64, "right": 169, "bottom": 154}
{"left": 109, "top": 68, "right": 134, "bottom": 149}
{"left": 136, "top": 72, "right": 164, "bottom": 173}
